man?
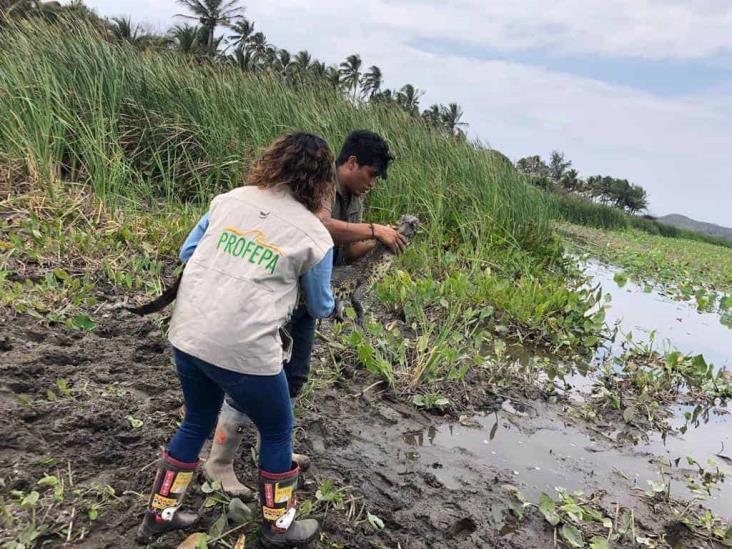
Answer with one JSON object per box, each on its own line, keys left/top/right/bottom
{"left": 203, "top": 130, "right": 408, "bottom": 497}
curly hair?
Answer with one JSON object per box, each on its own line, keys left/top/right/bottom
{"left": 247, "top": 132, "right": 335, "bottom": 212}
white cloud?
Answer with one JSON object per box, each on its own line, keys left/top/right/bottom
{"left": 248, "top": 0, "right": 732, "bottom": 60}
{"left": 84, "top": 0, "right": 732, "bottom": 60}
{"left": 80, "top": 0, "right": 732, "bottom": 225}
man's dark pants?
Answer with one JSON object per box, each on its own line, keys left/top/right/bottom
{"left": 281, "top": 304, "right": 316, "bottom": 399}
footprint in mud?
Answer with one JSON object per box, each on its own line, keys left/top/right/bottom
{"left": 40, "top": 349, "right": 90, "bottom": 366}
{"left": 420, "top": 471, "right": 444, "bottom": 489}
{"left": 48, "top": 334, "right": 74, "bottom": 347}
{"left": 307, "top": 420, "right": 328, "bottom": 453}
{"left": 19, "top": 408, "right": 49, "bottom": 424}
{"left": 448, "top": 517, "right": 477, "bottom": 539}
{"left": 0, "top": 336, "right": 12, "bottom": 351}
{"left": 132, "top": 379, "right": 171, "bottom": 397}
{"left": 132, "top": 340, "right": 167, "bottom": 363}
{"left": 95, "top": 324, "right": 123, "bottom": 339}
{"left": 135, "top": 340, "right": 165, "bottom": 353}
{"left": 115, "top": 432, "right": 143, "bottom": 444}
{"left": 56, "top": 409, "right": 120, "bottom": 433}
{"left": 98, "top": 318, "right": 158, "bottom": 339}
{"left": 24, "top": 330, "right": 47, "bottom": 343}
{"left": 7, "top": 381, "right": 33, "bottom": 393}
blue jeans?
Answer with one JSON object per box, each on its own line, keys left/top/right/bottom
{"left": 167, "top": 347, "right": 293, "bottom": 473}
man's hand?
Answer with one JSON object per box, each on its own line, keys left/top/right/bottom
{"left": 373, "top": 223, "right": 408, "bottom": 254}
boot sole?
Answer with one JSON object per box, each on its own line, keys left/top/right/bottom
{"left": 136, "top": 516, "right": 200, "bottom": 545}
{"left": 135, "top": 522, "right": 156, "bottom": 545}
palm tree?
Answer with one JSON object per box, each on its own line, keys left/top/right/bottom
{"left": 325, "top": 65, "right": 342, "bottom": 90}
{"left": 175, "top": 0, "right": 243, "bottom": 53}
{"left": 247, "top": 31, "right": 267, "bottom": 63}
{"left": 308, "top": 60, "right": 327, "bottom": 80}
{"left": 232, "top": 46, "right": 255, "bottom": 71}
{"left": 1, "top": 0, "right": 60, "bottom": 22}
{"left": 276, "top": 48, "right": 292, "bottom": 75}
{"left": 275, "top": 49, "right": 295, "bottom": 81}
{"left": 441, "top": 103, "right": 467, "bottom": 136}
{"left": 422, "top": 104, "right": 441, "bottom": 127}
{"left": 262, "top": 45, "right": 278, "bottom": 70}
{"left": 293, "top": 50, "right": 311, "bottom": 72}
{"left": 228, "top": 17, "right": 254, "bottom": 51}
{"left": 396, "top": 84, "right": 422, "bottom": 116}
{"left": 360, "top": 65, "right": 382, "bottom": 99}
{"left": 372, "top": 89, "right": 395, "bottom": 105}
{"left": 169, "top": 23, "right": 202, "bottom": 54}
{"left": 110, "top": 16, "right": 143, "bottom": 45}
{"left": 339, "top": 54, "right": 362, "bottom": 99}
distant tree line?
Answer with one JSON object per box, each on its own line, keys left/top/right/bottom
{"left": 516, "top": 151, "right": 649, "bottom": 214}
{"left": 0, "top": 0, "right": 468, "bottom": 139}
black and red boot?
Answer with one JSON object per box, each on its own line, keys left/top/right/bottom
{"left": 259, "top": 462, "right": 319, "bottom": 547}
{"left": 136, "top": 451, "right": 200, "bottom": 544}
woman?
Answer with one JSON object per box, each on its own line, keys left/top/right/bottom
{"left": 136, "top": 132, "right": 337, "bottom": 547}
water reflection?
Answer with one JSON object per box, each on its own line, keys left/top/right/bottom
{"left": 403, "top": 426, "right": 437, "bottom": 447}
{"left": 401, "top": 406, "right": 732, "bottom": 519}
{"left": 406, "top": 259, "right": 732, "bottom": 519}
{"left": 584, "top": 260, "right": 732, "bottom": 369}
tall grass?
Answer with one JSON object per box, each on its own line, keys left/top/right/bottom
{"left": 0, "top": 18, "right": 555, "bottom": 262}
{"left": 1, "top": 18, "right": 614, "bottom": 362}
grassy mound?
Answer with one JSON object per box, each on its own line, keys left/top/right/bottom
{"left": 0, "top": 18, "right": 552, "bottom": 255}
{"left": 0, "top": 18, "right": 605, "bottom": 393}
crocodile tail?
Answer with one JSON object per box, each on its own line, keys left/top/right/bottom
{"left": 125, "top": 273, "right": 182, "bottom": 316}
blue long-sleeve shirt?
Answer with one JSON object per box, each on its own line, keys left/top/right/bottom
{"left": 179, "top": 214, "right": 335, "bottom": 318}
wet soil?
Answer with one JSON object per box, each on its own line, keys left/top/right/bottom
{"left": 0, "top": 295, "right": 726, "bottom": 548}
{"left": 0, "top": 304, "right": 546, "bottom": 548}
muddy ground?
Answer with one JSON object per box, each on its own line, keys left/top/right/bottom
{"left": 0, "top": 291, "right": 724, "bottom": 548}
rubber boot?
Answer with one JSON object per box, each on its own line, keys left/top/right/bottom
{"left": 293, "top": 451, "right": 311, "bottom": 473}
{"left": 203, "top": 400, "right": 254, "bottom": 499}
{"left": 256, "top": 432, "right": 311, "bottom": 473}
{"left": 136, "top": 452, "right": 199, "bottom": 544}
{"left": 259, "top": 463, "right": 319, "bottom": 547}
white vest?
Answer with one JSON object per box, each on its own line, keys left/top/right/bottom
{"left": 169, "top": 186, "right": 333, "bottom": 375}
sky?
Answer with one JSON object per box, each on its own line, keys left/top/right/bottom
{"left": 80, "top": 0, "right": 732, "bottom": 226}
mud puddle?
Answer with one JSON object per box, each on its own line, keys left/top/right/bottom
{"left": 400, "top": 401, "right": 732, "bottom": 518}
{"left": 587, "top": 259, "right": 732, "bottom": 519}
{"left": 434, "top": 259, "right": 732, "bottom": 527}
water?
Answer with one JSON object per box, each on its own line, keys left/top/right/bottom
{"left": 586, "top": 259, "right": 732, "bottom": 369}
{"left": 406, "top": 259, "right": 732, "bottom": 519}
{"left": 402, "top": 403, "right": 732, "bottom": 518}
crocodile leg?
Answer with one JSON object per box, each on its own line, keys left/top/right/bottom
{"left": 351, "top": 285, "right": 366, "bottom": 326}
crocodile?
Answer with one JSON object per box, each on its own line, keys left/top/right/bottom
{"left": 126, "top": 214, "right": 419, "bottom": 324}
{"left": 330, "top": 214, "right": 419, "bottom": 324}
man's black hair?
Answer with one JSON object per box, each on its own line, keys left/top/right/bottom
{"left": 336, "top": 130, "right": 394, "bottom": 179}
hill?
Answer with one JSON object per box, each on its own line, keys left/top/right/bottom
{"left": 656, "top": 214, "right": 732, "bottom": 243}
